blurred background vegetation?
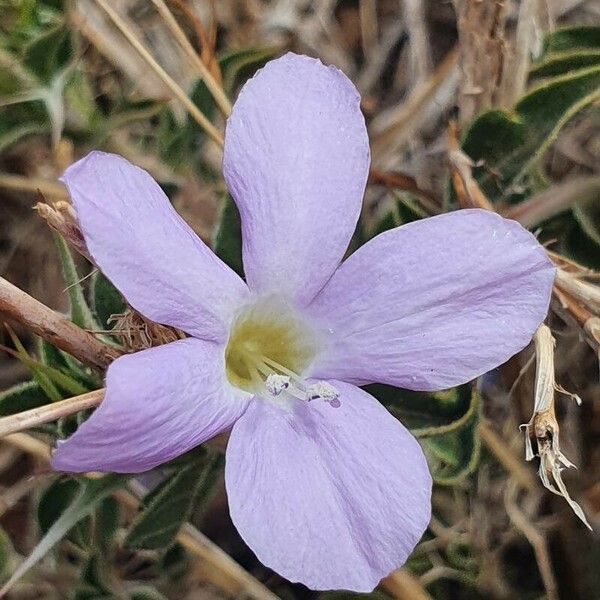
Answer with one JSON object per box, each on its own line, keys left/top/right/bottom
{"left": 0, "top": 1, "right": 599, "bottom": 599}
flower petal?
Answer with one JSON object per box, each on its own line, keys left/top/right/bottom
{"left": 225, "top": 382, "right": 431, "bottom": 591}
{"left": 62, "top": 151, "right": 249, "bottom": 342}
{"left": 52, "top": 338, "right": 250, "bottom": 473}
{"left": 223, "top": 53, "right": 370, "bottom": 305}
{"left": 307, "top": 209, "right": 555, "bottom": 390}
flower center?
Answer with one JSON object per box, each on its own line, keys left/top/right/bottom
{"left": 225, "top": 296, "right": 339, "bottom": 406}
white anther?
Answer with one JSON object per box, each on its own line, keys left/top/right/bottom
{"left": 265, "top": 374, "right": 291, "bottom": 396}
{"left": 307, "top": 381, "right": 341, "bottom": 407}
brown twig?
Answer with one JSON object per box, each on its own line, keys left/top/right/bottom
{"left": 478, "top": 421, "right": 537, "bottom": 491}
{"left": 168, "top": 0, "right": 221, "bottom": 81}
{"left": 504, "top": 480, "right": 559, "bottom": 600}
{"left": 381, "top": 568, "right": 433, "bottom": 600}
{"left": 369, "top": 169, "right": 442, "bottom": 215}
{"left": 552, "top": 285, "right": 592, "bottom": 327}
{"left": 0, "top": 276, "right": 119, "bottom": 369}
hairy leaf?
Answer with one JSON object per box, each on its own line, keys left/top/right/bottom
{"left": 125, "top": 454, "right": 222, "bottom": 550}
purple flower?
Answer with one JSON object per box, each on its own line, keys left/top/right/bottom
{"left": 52, "top": 53, "right": 554, "bottom": 591}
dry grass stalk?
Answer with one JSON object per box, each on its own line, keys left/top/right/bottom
{"left": 401, "top": 0, "right": 431, "bottom": 85}
{"left": 0, "top": 276, "right": 119, "bottom": 369}
{"left": 91, "top": 0, "right": 224, "bottom": 148}
{"left": 452, "top": 0, "right": 507, "bottom": 123}
{"left": 380, "top": 567, "right": 433, "bottom": 600}
{"left": 0, "top": 173, "right": 67, "bottom": 200}
{"left": 71, "top": 1, "right": 179, "bottom": 100}
{"left": 504, "top": 480, "right": 559, "bottom": 600}
{"left": 500, "top": 0, "right": 543, "bottom": 107}
{"left": 521, "top": 325, "right": 591, "bottom": 529}
{"left": 370, "top": 47, "right": 459, "bottom": 164}
{"left": 552, "top": 286, "right": 600, "bottom": 368}
{"left": 583, "top": 316, "right": 600, "bottom": 356}
{"left": 447, "top": 121, "right": 495, "bottom": 211}
{"left": 0, "top": 389, "right": 104, "bottom": 438}
{"left": 148, "top": 0, "right": 232, "bottom": 116}
{"left": 358, "top": 0, "right": 378, "bottom": 61}
{"left": 554, "top": 268, "right": 600, "bottom": 313}
{"left": 478, "top": 421, "right": 537, "bottom": 491}
{"left": 502, "top": 176, "right": 600, "bottom": 228}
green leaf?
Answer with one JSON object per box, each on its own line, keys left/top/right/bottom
{"left": 563, "top": 220, "right": 600, "bottom": 269}
{"left": 94, "top": 496, "right": 119, "bottom": 550}
{"left": 125, "top": 454, "right": 221, "bottom": 550}
{"left": 462, "top": 65, "right": 600, "bottom": 203}
{"left": 370, "top": 193, "right": 428, "bottom": 238}
{"left": 420, "top": 392, "right": 481, "bottom": 485}
{"left": 0, "top": 474, "right": 128, "bottom": 597}
{"left": 80, "top": 553, "right": 112, "bottom": 595}
{"left": 69, "top": 586, "right": 112, "bottom": 600}
{"left": 129, "top": 588, "right": 168, "bottom": 600}
{"left": 63, "top": 69, "right": 101, "bottom": 133}
{"left": 530, "top": 49, "right": 600, "bottom": 79}
{"left": 367, "top": 384, "right": 480, "bottom": 484}
{"left": 542, "top": 25, "right": 600, "bottom": 54}
{"left": 366, "top": 384, "right": 474, "bottom": 435}
{"left": 0, "top": 121, "right": 46, "bottom": 152}
{"left": 37, "top": 478, "right": 85, "bottom": 541}
{"left": 459, "top": 26, "right": 600, "bottom": 206}
{"left": 573, "top": 195, "right": 600, "bottom": 245}
{"left": 531, "top": 26, "right": 600, "bottom": 79}
{"left": 0, "top": 380, "right": 47, "bottom": 416}
{"left": 53, "top": 233, "right": 97, "bottom": 330}
{"left": 5, "top": 329, "right": 61, "bottom": 401}
{"left": 159, "top": 543, "right": 189, "bottom": 581}
{"left": 90, "top": 271, "right": 126, "bottom": 329}
{"left": 38, "top": 338, "right": 101, "bottom": 394}
{"left": 188, "top": 77, "right": 217, "bottom": 135}
{"left": 219, "top": 47, "right": 277, "bottom": 94}
{"left": 213, "top": 195, "right": 243, "bottom": 276}
{"left": 23, "top": 25, "right": 73, "bottom": 83}
{"left": 0, "top": 526, "right": 15, "bottom": 582}
{"left": 13, "top": 347, "right": 88, "bottom": 397}
{"left": 38, "top": 338, "right": 69, "bottom": 369}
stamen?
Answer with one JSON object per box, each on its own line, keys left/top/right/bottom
{"left": 261, "top": 356, "right": 303, "bottom": 383}
{"left": 227, "top": 327, "right": 339, "bottom": 406}
{"left": 246, "top": 356, "right": 307, "bottom": 401}
{"left": 307, "top": 381, "right": 341, "bottom": 408}
{"left": 265, "top": 374, "right": 290, "bottom": 396}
